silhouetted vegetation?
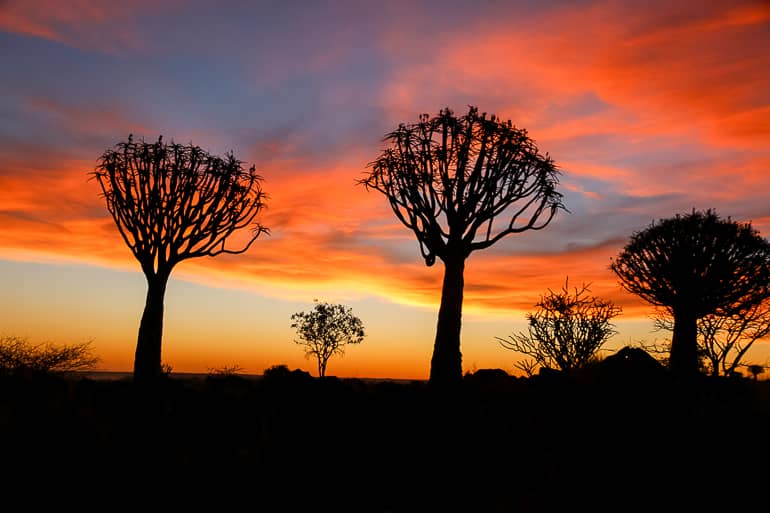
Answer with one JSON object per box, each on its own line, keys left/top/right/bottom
{"left": 0, "top": 336, "right": 100, "bottom": 375}
{"left": 206, "top": 364, "right": 244, "bottom": 377}
{"left": 361, "top": 106, "right": 565, "bottom": 387}
{"left": 655, "top": 297, "right": 770, "bottom": 377}
{"left": 749, "top": 364, "right": 764, "bottom": 380}
{"left": 698, "top": 300, "right": 770, "bottom": 377}
{"left": 92, "top": 135, "right": 268, "bottom": 385}
{"left": 291, "top": 300, "right": 365, "bottom": 377}
{"left": 2, "top": 368, "right": 768, "bottom": 511}
{"left": 611, "top": 209, "right": 770, "bottom": 379}
{"left": 497, "top": 279, "right": 621, "bottom": 373}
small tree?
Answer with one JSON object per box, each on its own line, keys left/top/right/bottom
{"left": 655, "top": 299, "right": 770, "bottom": 377}
{"left": 497, "top": 279, "right": 621, "bottom": 372}
{"left": 699, "top": 300, "right": 770, "bottom": 377}
{"left": 290, "top": 301, "right": 365, "bottom": 378}
{"left": 92, "top": 135, "right": 267, "bottom": 384}
{"left": 611, "top": 209, "right": 770, "bottom": 378}
{"left": 0, "top": 336, "right": 101, "bottom": 375}
{"left": 361, "top": 106, "right": 564, "bottom": 387}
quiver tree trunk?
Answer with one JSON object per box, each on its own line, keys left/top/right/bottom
{"left": 134, "top": 272, "right": 170, "bottom": 385}
{"left": 430, "top": 254, "right": 465, "bottom": 387}
{"left": 670, "top": 309, "right": 699, "bottom": 378}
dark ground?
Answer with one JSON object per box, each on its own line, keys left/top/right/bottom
{"left": 2, "top": 361, "right": 769, "bottom": 512}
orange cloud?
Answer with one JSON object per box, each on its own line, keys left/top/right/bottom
{"left": 377, "top": 0, "right": 770, "bottom": 148}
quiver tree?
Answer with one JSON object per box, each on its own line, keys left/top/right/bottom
{"left": 497, "top": 279, "right": 621, "bottom": 372}
{"left": 92, "top": 135, "right": 268, "bottom": 384}
{"left": 611, "top": 209, "right": 770, "bottom": 379}
{"left": 360, "top": 106, "right": 564, "bottom": 387}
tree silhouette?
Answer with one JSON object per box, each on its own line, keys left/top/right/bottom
{"left": 92, "top": 135, "right": 268, "bottom": 384}
{"left": 497, "top": 279, "right": 621, "bottom": 372}
{"left": 360, "top": 106, "right": 564, "bottom": 387}
{"left": 611, "top": 209, "right": 770, "bottom": 379}
{"left": 655, "top": 298, "right": 770, "bottom": 377}
{"left": 290, "top": 300, "right": 365, "bottom": 378}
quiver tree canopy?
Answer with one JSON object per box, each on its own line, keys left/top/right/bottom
{"left": 611, "top": 209, "right": 770, "bottom": 378}
{"left": 360, "top": 106, "right": 565, "bottom": 387}
{"left": 362, "top": 106, "right": 564, "bottom": 266}
{"left": 92, "top": 135, "right": 268, "bottom": 383}
{"left": 94, "top": 135, "right": 268, "bottom": 273}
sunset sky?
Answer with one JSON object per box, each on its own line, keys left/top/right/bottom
{"left": 1, "top": 0, "right": 769, "bottom": 379}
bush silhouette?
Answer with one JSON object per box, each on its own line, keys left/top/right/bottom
{"left": 498, "top": 278, "right": 621, "bottom": 372}
{"left": 0, "top": 336, "right": 100, "bottom": 375}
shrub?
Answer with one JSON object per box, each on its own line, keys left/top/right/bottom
{"left": 0, "top": 336, "right": 100, "bottom": 375}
